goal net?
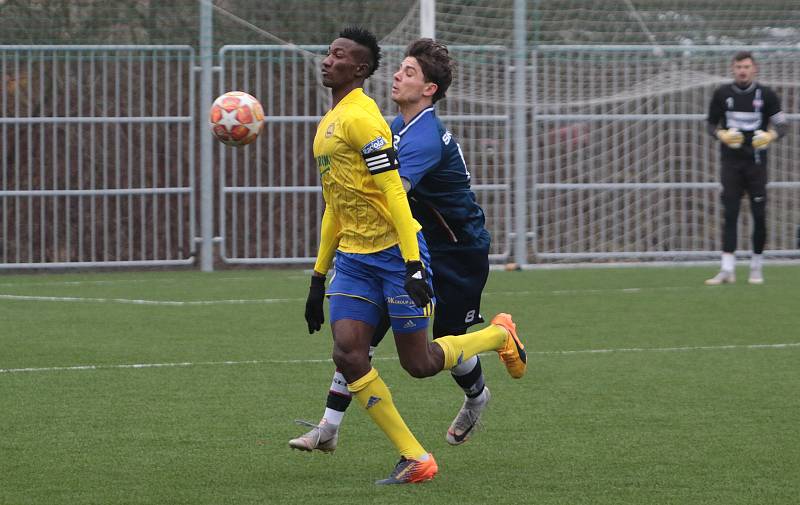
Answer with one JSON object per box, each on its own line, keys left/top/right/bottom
{"left": 381, "top": 0, "right": 800, "bottom": 262}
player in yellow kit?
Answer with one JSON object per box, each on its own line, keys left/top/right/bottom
{"left": 299, "top": 26, "right": 526, "bottom": 485}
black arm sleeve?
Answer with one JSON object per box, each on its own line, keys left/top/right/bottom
{"left": 764, "top": 87, "right": 788, "bottom": 138}
{"left": 707, "top": 88, "right": 723, "bottom": 132}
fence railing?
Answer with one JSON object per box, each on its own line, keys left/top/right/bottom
{"left": 2, "top": 44, "right": 799, "bottom": 270}
{"left": 0, "top": 46, "right": 197, "bottom": 269}
{"left": 215, "top": 45, "right": 512, "bottom": 265}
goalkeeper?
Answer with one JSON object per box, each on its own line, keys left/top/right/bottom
{"left": 292, "top": 39, "right": 496, "bottom": 454}
{"left": 705, "top": 51, "right": 787, "bottom": 285}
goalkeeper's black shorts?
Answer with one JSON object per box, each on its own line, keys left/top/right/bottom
{"left": 721, "top": 157, "right": 767, "bottom": 201}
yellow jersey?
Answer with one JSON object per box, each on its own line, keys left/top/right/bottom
{"left": 313, "top": 88, "right": 420, "bottom": 256}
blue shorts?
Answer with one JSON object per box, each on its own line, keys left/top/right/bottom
{"left": 327, "top": 234, "right": 434, "bottom": 334}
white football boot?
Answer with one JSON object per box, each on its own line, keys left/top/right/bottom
{"left": 288, "top": 419, "right": 338, "bottom": 452}
{"left": 748, "top": 268, "right": 764, "bottom": 285}
{"left": 704, "top": 270, "right": 735, "bottom": 285}
{"left": 446, "top": 387, "right": 491, "bottom": 445}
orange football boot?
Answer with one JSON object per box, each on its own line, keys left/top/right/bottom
{"left": 491, "top": 313, "right": 527, "bottom": 378}
{"left": 375, "top": 453, "right": 438, "bottom": 485}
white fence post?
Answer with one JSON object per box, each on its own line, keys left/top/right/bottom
{"left": 199, "top": 0, "right": 214, "bottom": 271}
{"left": 420, "top": 0, "right": 436, "bottom": 39}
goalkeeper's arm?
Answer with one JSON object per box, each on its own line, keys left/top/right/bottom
{"left": 752, "top": 122, "right": 788, "bottom": 150}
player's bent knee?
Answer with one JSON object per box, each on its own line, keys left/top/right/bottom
{"left": 398, "top": 354, "right": 439, "bottom": 378}
{"left": 332, "top": 347, "right": 369, "bottom": 381}
{"left": 400, "top": 361, "right": 436, "bottom": 378}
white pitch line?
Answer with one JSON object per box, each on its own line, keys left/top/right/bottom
{"left": 0, "top": 356, "right": 397, "bottom": 374}
{"left": 0, "top": 294, "right": 302, "bottom": 305}
{"left": 0, "top": 275, "right": 297, "bottom": 288}
{"left": 486, "top": 286, "right": 698, "bottom": 296}
{"left": 528, "top": 342, "right": 800, "bottom": 355}
{"left": 0, "top": 279, "right": 156, "bottom": 288}
{"left": 0, "top": 285, "right": 701, "bottom": 307}
{"left": 0, "top": 286, "right": 706, "bottom": 306}
{"left": 2, "top": 342, "right": 798, "bottom": 375}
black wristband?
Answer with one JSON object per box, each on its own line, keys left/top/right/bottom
{"left": 405, "top": 260, "right": 423, "bottom": 273}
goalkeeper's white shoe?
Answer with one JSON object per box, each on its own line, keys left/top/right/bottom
{"left": 748, "top": 268, "right": 764, "bottom": 285}
{"left": 704, "top": 271, "right": 735, "bottom": 285}
{"left": 446, "top": 387, "right": 491, "bottom": 446}
{"left": 289, "top": 419, "right": 338, "bottom": 453}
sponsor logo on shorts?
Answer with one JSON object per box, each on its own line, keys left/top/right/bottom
{"left": 361, "top": 137, "right": 387, "bottom": 154}
{"left": 386, "top": 295, "right": 415, "bottom": 306}
{"left": 403, "top": 320, "right": 417, "bottom": 329}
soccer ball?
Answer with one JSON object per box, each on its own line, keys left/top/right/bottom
{"left": 209, "top": 91, "right": 264, "bottom": 147}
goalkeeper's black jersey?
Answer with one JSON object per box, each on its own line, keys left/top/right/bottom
{"left": 707, "top": 82, "right": 785, "bottom": 163}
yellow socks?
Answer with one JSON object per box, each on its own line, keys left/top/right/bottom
{"left": 348, "top": 367, "right": 427, "bottom": 460}
{"left": 346, "top": 326, "right": 508, "bottom": 459}
{"left": 434, "top": 324, "right": 507, "bottom": 370}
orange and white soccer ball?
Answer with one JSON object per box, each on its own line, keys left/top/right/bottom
{"left": 209, "top": 91, "right": 264, "bottom": 147}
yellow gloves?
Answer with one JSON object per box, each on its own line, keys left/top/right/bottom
{"left": 752, "top": 129, "right": 778, "bottom": 150}
{"left": 716, "top": 128, "right": 744, "bottom": 149}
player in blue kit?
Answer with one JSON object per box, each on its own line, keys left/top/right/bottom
{"left": 291, "top": 38, "right": 501, "bottom": 454}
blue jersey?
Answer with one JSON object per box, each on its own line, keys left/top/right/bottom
{"left": 390, "top": 107, "right": 490, "bottom": 251}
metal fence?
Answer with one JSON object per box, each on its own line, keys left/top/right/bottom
{"left": 2, "top": 43, "right": 799, "bottom": 270}
{"left": 0, "top": 46, "right": 196, "bottom": 269}
{"left": 216, "top": 45, "right": 512, "bottom": 265}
